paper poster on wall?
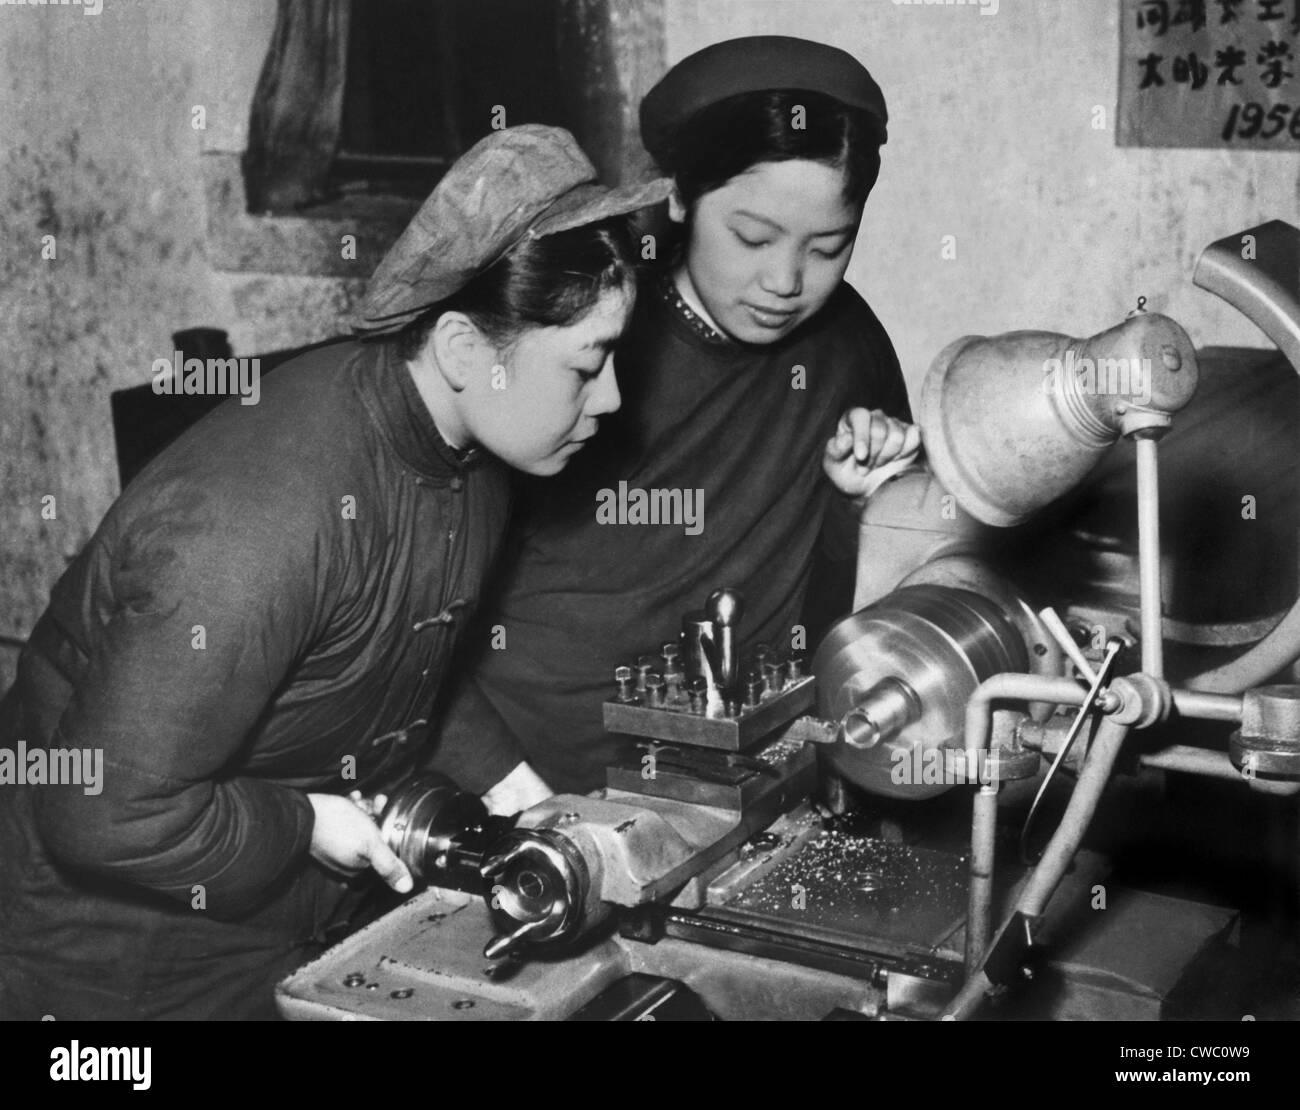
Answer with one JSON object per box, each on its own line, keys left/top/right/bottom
{"left": 1119, "top": 0, "right": 1300, "bottom": 148}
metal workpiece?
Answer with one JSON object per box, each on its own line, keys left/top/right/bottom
{"left": 814, "top": 584, "right": 1030, "bottom": 799}
{"left": 784, "top": 715, "right": 843, "bottom": 746}
{"left": 839, "top": 677, "right": 921, "bottom": 751}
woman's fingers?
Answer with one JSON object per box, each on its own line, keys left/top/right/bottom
{"left": 826, "top": 416, "right": 856, "bottom": 463}
{"left": 845, "top": 407, "right": 878, "bottom": 464}
{"left": 346, "top": 790, "right": 387, "bottom": 818}
{"left": 363, "top": 834, "right": 413, "bottom": 895}
{"left": 823, "top": 408, "right": 922, "bottom": 499}
{"left": 841, "top": 408, "right": 921, "bottom": 468}
{"left": 307, "top": 792, "right": 413, "bottom": 892}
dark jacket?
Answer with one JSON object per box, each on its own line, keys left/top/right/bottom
{"left": 0, "top": 339, "right": 510, "bottom": 1019}
{"left": 428, "top": 279, "right": 910, "bottom": 794}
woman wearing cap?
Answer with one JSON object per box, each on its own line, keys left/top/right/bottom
{"left": 0, "top": 125, "right": 665, "bottom": 1020}
{"left": 432, "top": 37, "right": 919, "bottom": 795}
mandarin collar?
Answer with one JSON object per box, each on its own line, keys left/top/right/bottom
{"left": 357, "top": 340, "right": 484, "bottom": 483}
{"left": 657, "top": 271, "right": 732, "bottom": 346}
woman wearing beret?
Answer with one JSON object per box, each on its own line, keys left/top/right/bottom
{"left": 0, "top": 125, "right": 666, "bottom": 1020}
{"left": 433, "top": 37, "right": 920, "bottom": 796}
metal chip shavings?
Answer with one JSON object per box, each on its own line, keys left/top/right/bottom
{"left": 725, "top": 829, "right": 970, "bottom": 948}
{"left": 755, "top": 735, "right": 806, "bottom": 766}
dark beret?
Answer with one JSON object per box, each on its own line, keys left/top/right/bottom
{"left": 640, "top": 35, "right": 888, "bottom": 166}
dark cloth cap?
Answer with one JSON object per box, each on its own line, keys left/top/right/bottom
{"left": 354, "top": 125, "right": 670, "bottom": 336}
{"left": 640, "top": 35, "right": 888, "bottom": 166}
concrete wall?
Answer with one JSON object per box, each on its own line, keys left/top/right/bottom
{"left": 666, "top": 0, "right": 1300, "bottom": 383}
{"left": 0, "top": 0, "right": 364, "bottom": 688}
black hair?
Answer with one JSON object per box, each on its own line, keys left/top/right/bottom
{"left": 395, "top": 217, "right": 638, "bottom": 360}
{"left": 656, "top": 89, "right": 883, "bottom": 212}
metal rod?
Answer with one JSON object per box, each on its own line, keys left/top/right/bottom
{"left": 1019, "top": 716, "right": 1132, "bottom": 917}
{"left": 1135, "top": 435, "right": 1164, "bottom": 678}
{"left": 958, "top": 673, "right": 1086, "bottom": 985}
{"left": 963, "top": 674, "right": 1088, "bottom": 754}
{"left": 1169, "top": 689, "right": 1243, "bottom": 723}
{"left": 1038, "top": 606, "right": 1098, "bottom": 684}
{"left": 1138, "top": 744, "right": 1300, "bottom": 795}
{"left": 1139, "top": 745, "right": 1244, "bottom": 782}
{"left": 944, "top": 715, "right": 1132, "bottom": 1020}
{"left": 965, "top": 784, "right": 999, "bottom": 975}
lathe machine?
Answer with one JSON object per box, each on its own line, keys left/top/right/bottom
{"left": 277, "top": 221, "right": 1300, "bottom": 1021}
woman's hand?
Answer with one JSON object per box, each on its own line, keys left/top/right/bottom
{"left": 823, "top": 408, "right": 922, "bottom": 500}
{"left": 481, "top": 761, "right": 553, "bottom": 816}
{"left": 306, "top": 792, "right": 413, "bottom": 893}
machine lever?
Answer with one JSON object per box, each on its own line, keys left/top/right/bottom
{"left": 1038, "top": 607, "right": 1098, "bottom": 684}
{"left": 1019, "top": 638, "right": 1123, "bottom": 863}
